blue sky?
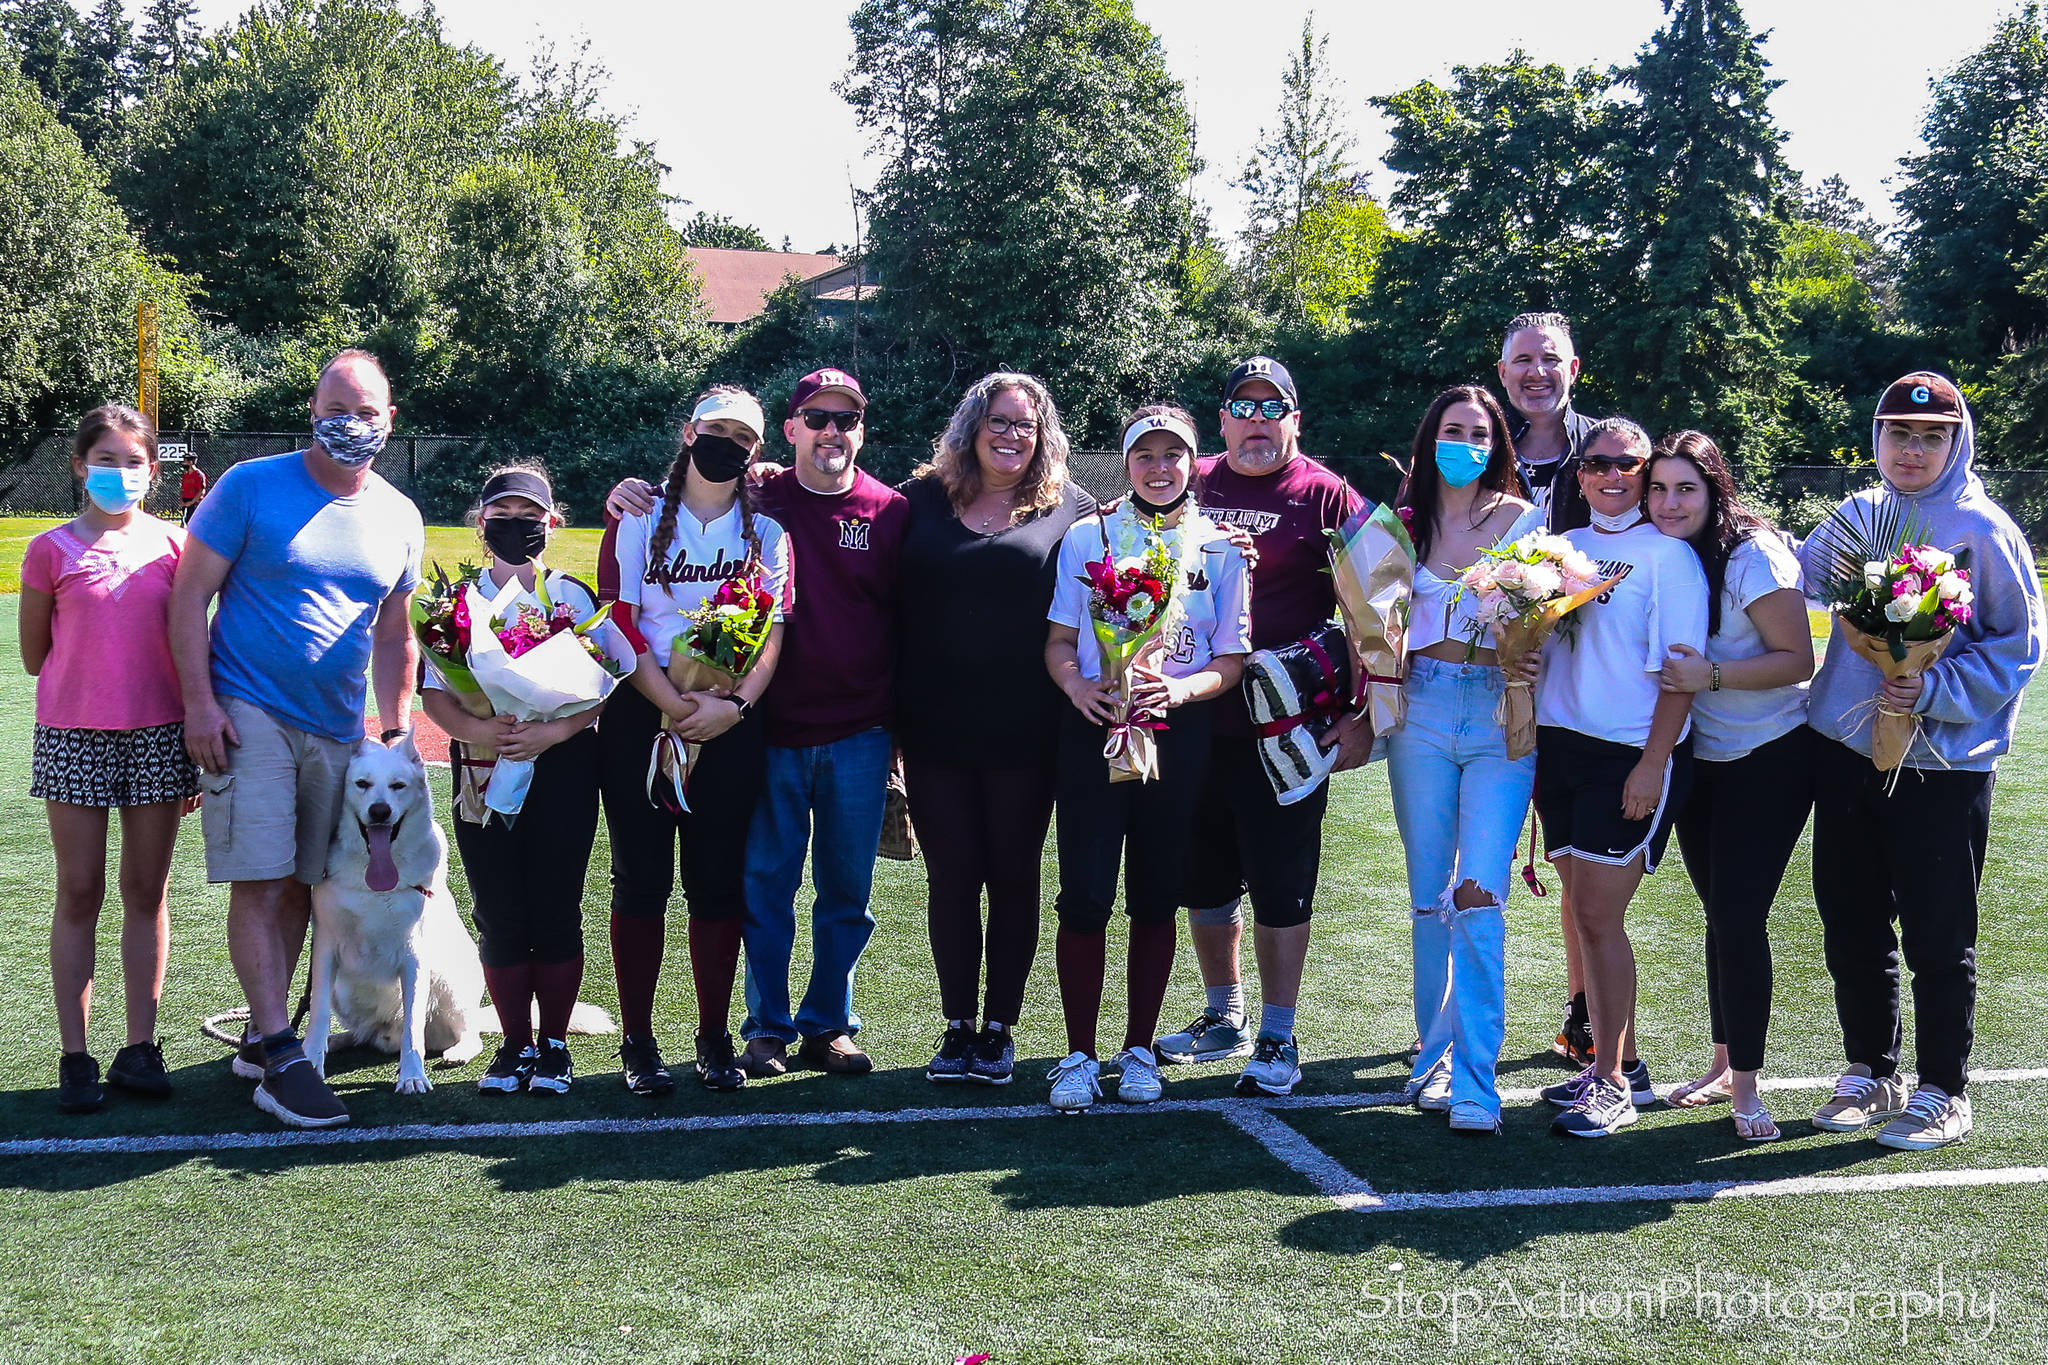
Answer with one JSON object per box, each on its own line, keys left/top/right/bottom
{"left": 179, "top": 0, "right": 2023, "bottom": 252}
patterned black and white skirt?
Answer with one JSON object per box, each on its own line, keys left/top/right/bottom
{"left": 32, "top": 722, "right": 199, "bottom": 807}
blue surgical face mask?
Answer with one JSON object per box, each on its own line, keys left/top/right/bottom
{"left": 83, "top": 464, "right": 150, "bottom": 514}
{"left": 1434, "top": 439, "right": 1489, "bottom": 488}
{"left": 313, "top": 414, "right": 388, "bottom": 468}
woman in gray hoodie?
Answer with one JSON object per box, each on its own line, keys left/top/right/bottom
{"left": 1799, "top": 371, "right": 2044, "bottom": 1151}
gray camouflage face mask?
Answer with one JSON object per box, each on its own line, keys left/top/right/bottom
{"left": 313, "top": 414, "right": 388, "bottom": 467}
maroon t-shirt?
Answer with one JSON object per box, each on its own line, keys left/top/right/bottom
{"left": 754, "top": 466, "right": 909, "bottom": 749}
{"left": 1197, "top": 452, "right": 1363, "bottom": 736}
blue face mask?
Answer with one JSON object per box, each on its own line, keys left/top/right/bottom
{"left": 83, "top": 464, "right": 150, "bottom": 514}
{"left": 313, "top": 414, "right": 388, "bottom": 468}
{"left": 1434, "top": 439, "right": 1490, "bottom": 488}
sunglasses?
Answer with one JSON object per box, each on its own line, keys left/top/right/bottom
{"left": 1582, "top": 455, "right": 1647, "bottom": 476}
{"left": 796, "top": 408, "right": 863, "bottom": 433}
{"left": 1227, "top": 398, "right": 1295, "bottom": 421}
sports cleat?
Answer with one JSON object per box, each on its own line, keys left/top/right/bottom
{"left": 58, "top": 1052, "right": 104, "bottom": 1114}
{"left": 1235, "top": 1033, "right": 1302, "bottom": 1097}
{"left": 1154, "top": 1007, "right": 1254, "bottom": 1065}
{"left": 1874, "top": 1086, "right": 1972, "bottom": 1151}
{"left": 1552, "top": 1000, "right": 1594, "bottom": 1067}
{"left": 528, "top": 1039, "right": 573, "bottom": 1095}
{"left": 477, "top": 1042, "right": 537, "bottom": 1094}
{"left": 108, "top": 1039, "right": 172, "bottom": 1098}
{"left": 967, "top": 1026, "right": 1015, "bottom": 1086}
{"left": 694, "top": 1031, "right": 745, "bottom": 1092}
{"left": 1813, "top": 1064, "right": 1911, "bottom": 1133}
{"left": 1047, "top": 1052, "right": 1101, "bottom": 1113}
{"left": 1551, "top": 1075, "right": 1638, "bottom": 1138}
{"left": 1112, "top": 1046, "right": 1165, "bottom": 1104}
{"left": 926, "top": 1021, "right": 977, "bottom": 1083}
{"left": 618, "top": 1034, "right": 676, "bottom": 1096}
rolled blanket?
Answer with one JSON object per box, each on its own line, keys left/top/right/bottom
{"left": 1244, "top": 624, "right": 1351, "bottom": 806}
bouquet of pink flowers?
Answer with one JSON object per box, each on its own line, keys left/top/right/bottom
{"left": 1812, "top": 502, "right": 1974, "bottom": 772}
{"left": 1457, "top": 531, "right": 1622, "bottom": 759}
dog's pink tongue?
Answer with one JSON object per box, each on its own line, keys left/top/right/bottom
{"left": 365, "top": 826, "right": 400, "bottom": 892}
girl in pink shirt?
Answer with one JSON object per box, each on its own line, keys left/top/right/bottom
{"left": 19, "top": 406, "right": 198, "bottom": 1114}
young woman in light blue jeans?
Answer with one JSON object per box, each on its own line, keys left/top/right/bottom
{"left": 1388, "top": 385, "right": 1543, "bottom": 1134}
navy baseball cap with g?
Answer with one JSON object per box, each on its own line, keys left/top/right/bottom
{"left": 1223, "top": 355, "right": 1299, "bottom": 409}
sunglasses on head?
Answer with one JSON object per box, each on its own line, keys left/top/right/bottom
{"left": 1227, "top": 398, "right": 1295, "bottom": 421}
{"left": 1583, "top": 454, "right": 1647, "bottom": 476}
{"left": 796, "top": 408, "right": 863, "bottom": 432}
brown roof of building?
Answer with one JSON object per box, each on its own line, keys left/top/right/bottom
{"left": 686, "top": 247, "right": 845, "bottom": 325}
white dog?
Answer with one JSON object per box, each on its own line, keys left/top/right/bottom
{"left": 305, "top": 734, "right": 485, "bottom": 1094}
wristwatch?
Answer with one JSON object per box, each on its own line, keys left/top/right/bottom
{"left": 380, "top": 727, "right": 408, "bottom": 742}
{"left": 729, "top": 695, "right": 752, "bottom": 718}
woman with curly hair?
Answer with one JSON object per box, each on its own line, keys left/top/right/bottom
{"left": 898, "top": 372, "right": 1096, "bottom": 1087}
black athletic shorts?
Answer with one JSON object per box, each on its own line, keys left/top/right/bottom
{"left": 1535, "top": 725, "right": 1692, "bottom": 874}
{"left": 1181, "top": 736, "right": 1326, "bottom": 928}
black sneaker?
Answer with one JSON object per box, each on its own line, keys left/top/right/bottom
{"left": 1622, "top": 1058, "right": 1656, "bottom": 1108}
{"left": 252, "top": 1037, "right": 349, "bottom": 1129}
{"left": 695, "top": 1031, "right": 745, "bottom": 1092}
{"left": 530, "top": 1039, "right": 573, "bottom": 1095}
{"left": 232, "top": 1034, "right": 266, "bottom": 1082}
{"left": 619, "top": 1035, "right": 675, "bottom": 1096}
{"left": 926, "top": 1021, "right": 977, "bottom": 1083}
{"left": 1552, "top": 996, "right": 1593, "bottom": 1066}
{"left": 58, "top": 1052, "right": 103, "bottom": 1114}
{"left": 1551, "top": 1075, "right": 1639, "bottom": 1138}
{"left": 478, "top": 1042, "right": 537, "bottom": 1094}
{"left": 966, "top": 1025, "right": 1015, "bottom": 1086}
{"left": 108, "top": 1039, "right": 173, "bottom": 1098}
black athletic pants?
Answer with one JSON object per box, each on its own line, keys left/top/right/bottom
{"left": 451, "top": 727, "right": 601, "bottom": 967}
{"left": 1054, "top": 701, "right": 1213, "bottom": 931}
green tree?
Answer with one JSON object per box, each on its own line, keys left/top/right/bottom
{"left": 134, "top": 0, "right": 200, "bottom": 82}
{"left": 680, "top": 210, "right": 772, "bottom": 251}
{"left": 68, "top": 0, "right": 132, "bottom": 153}
{"left": 842, "top": 0, "right": 1200, "bottom": 442}
{"left": 1237, "top": 15, "right": 1373, "bottom": 326}
{"left": 1895, "top": 2, "right": 2048, "bottom": 371}
{"left": 1604, "top": 0, "right": 1796, "bottom": 456}
{"left": 0, "top": 56, "right": 216, "bottom": 428}
{"left": 1, "top": 0, "right": 81, "bottom": 115}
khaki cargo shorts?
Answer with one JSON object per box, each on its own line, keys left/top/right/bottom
{"left": 198, "top": 696, "right": 353, "bottom": 885}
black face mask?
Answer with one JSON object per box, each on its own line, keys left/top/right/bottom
{"left": 690, "top": 433, "right": 753, "bottom": 483}
{"left": 482, "top": 516, "right": 548, "bottom": 565}
{"left": 1131, "top": 485, "right": 1191, "bottom": 517}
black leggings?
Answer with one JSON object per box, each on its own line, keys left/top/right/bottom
{"left": 1673, "top": 725, "right": 1815, "bottom": 1073}
{"left": 905, "top": 753, "right": 1055, "bottom": 1026}
{"left": 451, "top": 727, "right": 601, "bottom": 967}
{"left": 1054, "top": 701, "right": 1212, "bottom": 931}
{"left": 597, "top": 683, "right": 764, "bottom": 921}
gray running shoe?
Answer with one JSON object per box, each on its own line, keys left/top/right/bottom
{"left": 1155, "top": 1007, "right": 1254, "bottom": 1065}
{"left": 1551, "top": 1076, "right": 1637, "bottom": 1138}
{"left": 1235, "top": 1033, "right": 1302, "bottom": 1097}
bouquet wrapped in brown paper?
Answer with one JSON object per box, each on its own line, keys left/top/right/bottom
{"left": 1831, "top": 622, "right": 1954, "bottom": 771}
{"left": 1457, "top": 532, "right": 1625, "bottom": 760}
{"left": 648, "top": 564, "right": 775, "bottom": 814}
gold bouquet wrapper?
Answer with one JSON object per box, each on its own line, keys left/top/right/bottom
{"left": 1493, "top": 574, "right": 1626, "bottom": 761}
{"left": 1102, "top": 631, "right": 1168, "bottom": 785}
{"left": 1328, "top": 502, "right": 1414, "bottom": 741}
{"left": 446, "top": 686, "right": 501, "bottom": 824}
{"left": 651, "top": 654, "right": 741, "bottom": 803}
{"left": 1834, "top": 618, "right": 1954, "bottom": 773}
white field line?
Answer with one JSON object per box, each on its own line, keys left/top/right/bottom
{"left": 1224, "top": 1106, "right": 1384, "bottom": 1210}
{"left": 1373, "top": 1165, "right": 2048, "bottom": 1214}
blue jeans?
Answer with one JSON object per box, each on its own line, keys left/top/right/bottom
{"left": 1386, "top": 656, "right": 1536, "bottom": 1117}
{"left": 741, "top": 727, "right": 892, "bottom": 1044}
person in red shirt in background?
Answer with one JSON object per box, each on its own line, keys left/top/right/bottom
{"left": 178, "top": 455, "right": 206, "bottom": 525}
{"left": 1156, "top": 356, "right": 1370, "bottom": 1097}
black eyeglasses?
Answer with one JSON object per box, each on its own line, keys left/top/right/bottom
{"left": 1582, "top": 455, "right": 1647, "bottom": 475}
{"left": 796, "top": 408, "right": 863, "bottom": 432}
{"left": 984, "top": 415, "right": 1040, "bottom": 438}
{"left": 1227, "top": 398, "right": 1294, "bottom": 421}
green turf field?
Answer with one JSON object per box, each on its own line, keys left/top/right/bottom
{"left": 0, "top": 591, "right": 2042, "bottom": 1364}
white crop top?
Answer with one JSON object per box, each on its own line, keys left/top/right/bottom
{"left": 1407, "top": 503, "right": 1548, "bottom": 653}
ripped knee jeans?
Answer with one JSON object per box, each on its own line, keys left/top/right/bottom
{"left": 1387, "top": 656, "right": 1536, "bottom": 1115}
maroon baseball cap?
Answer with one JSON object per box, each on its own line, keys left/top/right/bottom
{"left": 1875, "top": 372, "right": 1966, "bottom": 424}
{"left": 787, "top": 368, "right": 867, "bottom": 418}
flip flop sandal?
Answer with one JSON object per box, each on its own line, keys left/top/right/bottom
{"left": 1667, "top": 1075, "right": 1735, "bottom": 1107}
{"left": 1733, "top": 1106, "right": 1782, "bottom": 1143}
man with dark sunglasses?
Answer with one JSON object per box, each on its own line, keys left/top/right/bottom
{"left": 601, "top": 368, "right": 908, "bottom": 1078}
{"left": 1157, "top": 355, "right": 1366, "bottom": 1097}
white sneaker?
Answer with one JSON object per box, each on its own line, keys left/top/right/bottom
{"left": 1875, "top": 1086, "right": 1973, "bottom": 1151}
{"left": 1112, "top": 1046, "right": 1164, "bottom": 1104}
{"left": 1408, "top": 1055, "right": 1453, "bottom": 1112}
{"left": 1447, "top": 1100, "right": 1501, "bottom": 1134}
{"left": 1813, "top": 1064, "right": 1911, "bottom": 1133}
{"left": 1047, "top": 1052, "right": 1101, "bottom": 1114}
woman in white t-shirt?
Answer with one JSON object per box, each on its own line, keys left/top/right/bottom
{"left": 1532, "top": 418, "right": 1709, "bottom": 1139}
{"left": 601, "top": 387, "right": 790, "bottom": 1096}
{"left": 1645, "top": 431, "right": 1816, "bottom": 1142}
{"left": 1388, "top": 385, "right": 1543, "bottom": 1135}
{"left": 422, "top": 464, "right": 605, "bottom": 1097}
{"left": 1040, "top": 406, "right": 1251, "bottom": 1114}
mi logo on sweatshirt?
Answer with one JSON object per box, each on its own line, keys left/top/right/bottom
{"left": 838, "top": 517, "right": 871, "bottom": 551}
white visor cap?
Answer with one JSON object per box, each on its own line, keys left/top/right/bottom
{"left": 691, "top": 391, "right": 767, "bottom": 443}
{"left": 1121, "top": 412, "right": 1200, "bottom": 456}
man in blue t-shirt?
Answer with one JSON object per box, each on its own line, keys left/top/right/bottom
{"left": 170, "top": 348, "right": 424, "bottom": 1130}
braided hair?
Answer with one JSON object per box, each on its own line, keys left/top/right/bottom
{"left": 646, "top": 384, "right": 763, "bottom": 583}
